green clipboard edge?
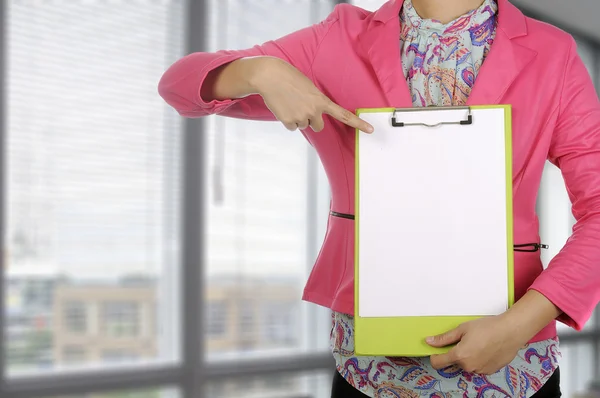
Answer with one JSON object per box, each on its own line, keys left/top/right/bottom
{"left": 354, "top": 105, "right": 514, "bottom": 357}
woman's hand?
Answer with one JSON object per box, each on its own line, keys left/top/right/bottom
{"left": 427, "top": 291, "right": 563, "bottom": 375}
{"left": 250, "top": 57, "right": 374, "bottom": 133}
{"left": 426, "top": 314, "right": 525, "bottom": 374}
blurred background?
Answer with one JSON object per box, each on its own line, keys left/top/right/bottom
{"left": 0, "top": 0, "right": 599, "bottom": 397}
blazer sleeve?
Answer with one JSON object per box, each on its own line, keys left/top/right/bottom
{"left": 157, "top": 7, "right": 341, "bottom": 119}
{"left": 528, "top": 37, "right": 600, "bottom": 331}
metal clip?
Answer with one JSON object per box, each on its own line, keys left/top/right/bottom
{"left": 391, "top": 106, "right": 473, "bottom": 128}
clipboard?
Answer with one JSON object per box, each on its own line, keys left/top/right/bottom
{"left": 354, "top": 105, "right": 514, "bottom": 357}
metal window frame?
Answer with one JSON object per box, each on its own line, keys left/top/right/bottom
{"left": 180, "top": 0, "right": 208, "bottom": 395}
{"left": 1, "top": 1, "right": 599, "bottom": 398}
{"left": 0, "top": 0, "right": 6, "bottom": 395}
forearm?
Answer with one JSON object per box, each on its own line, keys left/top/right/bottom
{"left": 504, "top": 290, "right": 562, "bottom": 342}
{"left": 200, "top": 56, "right": 276, "bottom": 102}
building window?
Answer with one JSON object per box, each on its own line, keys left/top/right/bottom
{"left": 23, "top": 279, "right": 54, "bottom": 310}
{"left": 239, "top": 300, "right": 255, "bottom": 342}
{"left": 263, "top": 374, "right": 295, "bottom": 392}
{"left": 62, "top": 345, "right": 86, "bottom": 365}
{"left": 102, "top": 301, "right": 139, "bottom": 337}
{"left": 63, "top": 301, "right": 87, "bottom": 334}
{"left": 263, "top": 302, "right": 296, "bottom": 344}
{"left": 207, "top": 300, "right": 228, "bottom": 337}
{"left": 102, "top": 350, "right": 139, "bottom": 364}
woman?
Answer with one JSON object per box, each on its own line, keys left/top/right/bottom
{"left": 158, "top": 0, "right": 600, "bottom": 396}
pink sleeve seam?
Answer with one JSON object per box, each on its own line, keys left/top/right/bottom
{"left": 556, "top": 37, "right": 575, "bottom": 123}
{"left": 308, "top": 12, "right": 341, "bottom": 81}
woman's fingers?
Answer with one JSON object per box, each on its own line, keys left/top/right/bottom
{"left": 257, "top": 60, "right": 373, "bottom": 134}
{"left": 324, "top": 99, "right": 374, "bottom": 134}
{"left": 309, "top": 115, "right": 325, "bottom": 132}
{"left": 297, "top": 120, "right": 310, "bottom": 130}
{"left": 283, "top": 101, "right": 372, "bottom": 133}
{"left": 282, "top": 119, "right": 310, "bottom": 131}
{"left": 283, "top": 121, "right": 299, "bottom": 131}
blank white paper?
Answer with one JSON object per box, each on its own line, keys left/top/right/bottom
{"left": 357, "top": 108, "right": 509, "bottom": 318}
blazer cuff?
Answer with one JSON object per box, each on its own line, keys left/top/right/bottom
{"left": 528, "top": 271, "right": 592, "bottom": 331}
{"left": 195, "top": 54, "right": 247, "bottom": 113}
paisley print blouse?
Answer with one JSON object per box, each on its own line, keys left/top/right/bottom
{"left": 331, "top": 1, "right": 561, "bottom": 397}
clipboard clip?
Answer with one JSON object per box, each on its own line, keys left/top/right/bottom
{"left": 391, "top": 106, "right": 473, "bottom": 128}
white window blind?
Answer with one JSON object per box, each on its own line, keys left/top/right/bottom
{"left": 5, "top": 0, "right": 186, "bottom": 375}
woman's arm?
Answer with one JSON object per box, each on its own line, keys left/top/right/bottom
{"left": 528, "top": 36, "right": 600, "bottom": 331}
{"left": 504, "top": 290, "right": 562, "bottom": 337}
{"left": 158, "top": 7, "right": 339, "bottom": 120}
{"left": 158, "top": 5, "right": 372, "bottom": 133}
{"left": 428, "top": 37, "right": 600, "bottom": 374}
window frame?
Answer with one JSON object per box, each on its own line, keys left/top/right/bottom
{"left": 0, "top": 1, "right": 334, "bottom": 397}
{"left": 1, "top": 1, "right": 598, "bottom": 397}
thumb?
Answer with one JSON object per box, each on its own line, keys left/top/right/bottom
{"left": 426, "top": 327, "right": 464, "bottom": 347}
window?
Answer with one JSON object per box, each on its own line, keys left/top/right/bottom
{"left": 263, "top": 302, "right": 297, "bottom": 345}
{"left": 22, "top": 279, "right": 54, "bottom": 309}
{"left": 206, "top": 300, "right": 228, "bottom": 337}
{"left": 62, "top": 346, "right": 87, "bottom": 365}
{"left": 64, "top": 301, "right": 87, "bottom": 334}
{"left": 205, "top": 372, "right": 332, "bottom": 398}
{"left": 102, "top": 350, "right": 139, "bottom": 364}
{"left": 4, "top": 0, "right": 184, "bottom": 377}
{"left": 238, "top": 299, "right": 255, "bottom": 341}
{"left": 558, "top": 343, "right": 597, "bottom": 398}
{"left": 49, "top": 388, "right": 181, "bottom": 398}
{"left": 4, "top": 0, "right": 336, "bottom": 393}
{"left": 262, "top": 373, "right": 295, "bottom": 390}
{"left": 203, "top": 0, "right": 333, "bottom": 363}
{"left": 102, "top": 301, "right": 140, "bottom": 337}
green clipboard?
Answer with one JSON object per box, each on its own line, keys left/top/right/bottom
{"left": 353, "top": 105, "right": 515, "bottom": 357}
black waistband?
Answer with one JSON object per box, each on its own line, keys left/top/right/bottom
{"left": 329, "top": 211, "right": 548, "bottom": 252}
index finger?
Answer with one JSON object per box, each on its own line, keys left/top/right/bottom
{"left": 430, "top": 349, "right": 458, "bottom": 370}
{"left": 324, "top": 100, "right": 374, "bottom": 134}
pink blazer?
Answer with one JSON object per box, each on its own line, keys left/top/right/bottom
{"left": 159, "top": 0, "right": 600, "bottom": 343}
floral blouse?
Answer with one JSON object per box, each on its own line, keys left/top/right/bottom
{"left": 331, "top": 1, "right": 561, "bottom": 397}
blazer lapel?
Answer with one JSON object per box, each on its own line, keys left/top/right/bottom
{"left": 357, "top": 0, "right": 536, "bottom": 107}
{"left": 357, "top": 0, "right": 413, "bottom": 107}
{"left": 467, "top": 0, "right": 537, "bottom": 105}
{"left": 466, "top": 30, "right": 537, "bottom": 105}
